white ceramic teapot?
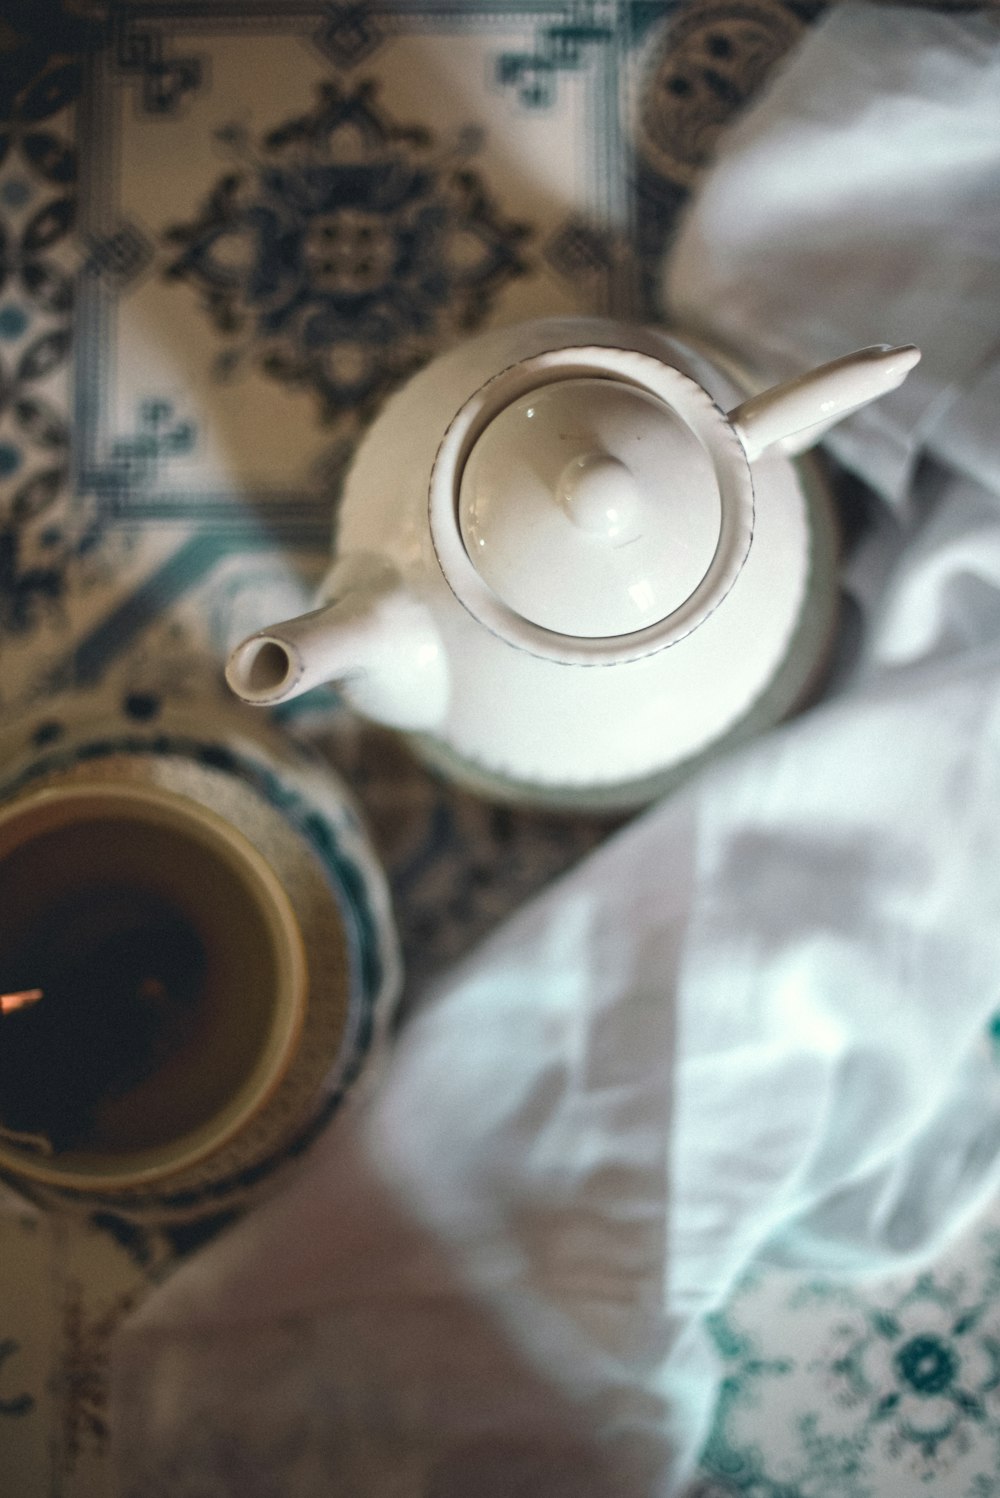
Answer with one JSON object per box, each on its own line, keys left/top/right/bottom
{"left": 226, "top": 319, "right": 919, "bottom": 809}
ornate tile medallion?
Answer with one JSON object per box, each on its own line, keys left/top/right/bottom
{"left": 74, "top": 1, "right": 645, "bottom": 543}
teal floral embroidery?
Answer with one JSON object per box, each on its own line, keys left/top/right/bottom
{"left": 697, "top": 1300, "right": 804, "bottom": 1498}
{"left": 692, "top": 1256, "right": 1000, "bottom": 1498}
{"left": 894, "top": 1333, "right": 959, "bottom": 1396}
{"left": 816, "top": 1273, "right": 1000, "bottom": 1478}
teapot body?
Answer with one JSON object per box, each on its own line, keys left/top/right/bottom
{"left": 329, "top": 318, "right": 839, "bottom": 809}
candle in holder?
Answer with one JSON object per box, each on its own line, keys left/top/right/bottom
{"left": 0, "top": 883, "right": 208, "bottom": 1153}
{"left": 0, "top": 782, "right": 307, "bottom": 1188}
{"left": 0, "top": 711, "right": 400, "bottom": 1212}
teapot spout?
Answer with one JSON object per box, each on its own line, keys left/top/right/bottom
{"left": 226, "top": 601, "right": 367, "bottom": 707}
{"left": 729, "top": 344, "right": 921, "bottom": 461}
{"left": 225, "top": 564, "right": 449, "bottom": 731}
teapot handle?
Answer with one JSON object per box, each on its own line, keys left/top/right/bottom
{"left": 729, "top": 344, "right": 920, "bottom": 461}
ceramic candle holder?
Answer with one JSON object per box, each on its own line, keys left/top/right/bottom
{"left": 0, "top": 700, "right": 400, "bottom": 1220}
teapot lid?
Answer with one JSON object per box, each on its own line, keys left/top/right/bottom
{"left": 429, "top": 346, "right": 756, "bottom": 667}
{"left": 457, "top": 377, "right": 722, "bottom": 637}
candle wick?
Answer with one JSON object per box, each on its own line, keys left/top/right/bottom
{"left": 0, "top": 989, "right": 43, "bottom": 1015}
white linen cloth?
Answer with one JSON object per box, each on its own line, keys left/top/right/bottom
{"left": 664, "top": 3, "right": 1000, "bottom": 508}
{"left": 112, "top": 9, "right": 1000, "bottom": 1494}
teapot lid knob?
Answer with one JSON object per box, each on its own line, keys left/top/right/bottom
{"left": 557, "top": 453, "right": 642, "bottom": 540}
{"left": 456, "top": 376, "right": 724, "bottom": 638}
